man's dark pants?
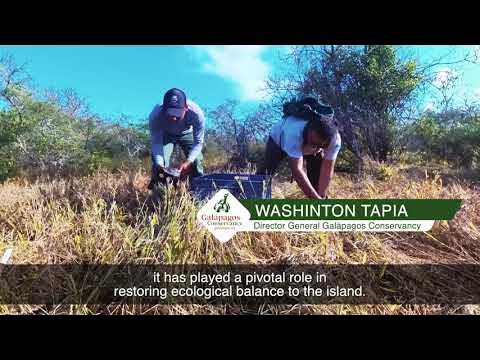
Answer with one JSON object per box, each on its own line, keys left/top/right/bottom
{"left": 256, "top": 136, "right": 323, "bottom": 188}
{"left": 151, "top": 131, "right": 204, "bottom": 180}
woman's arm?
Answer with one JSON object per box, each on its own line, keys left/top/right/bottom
{"left": 317, "top": 159, "right": 335, "bottom": 198}
{"left": 289, "top": 157, "right": 323, "bottom": 200}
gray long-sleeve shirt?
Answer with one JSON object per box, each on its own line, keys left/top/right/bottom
{"left": 149, "top": 99, "right": 205, "bottom": 167}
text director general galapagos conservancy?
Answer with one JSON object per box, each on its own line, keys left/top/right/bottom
{"left": 254, "top": 221, "right": 422, "bottom": 231}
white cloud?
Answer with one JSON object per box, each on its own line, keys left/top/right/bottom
{"left": 190, "top": 46, "right": 271, "bottom": 101}
{"left": 434, "top": 68, "right": 458, "bottom": 88}
{"left": 475, "top": 88, "right": 480, "bottom": 99}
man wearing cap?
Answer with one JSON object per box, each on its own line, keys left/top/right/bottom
{"left": 257, "top": 98, "right": 341, "bottom": 199}
{"left": 148, "top": 88, "right": 205, "bottom": 189}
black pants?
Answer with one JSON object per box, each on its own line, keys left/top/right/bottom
{"left": 256, "top": 137, "right": 323, "bottom": 188}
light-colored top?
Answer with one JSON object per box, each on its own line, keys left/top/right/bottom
{"left": 270, "top": 116, "right": 341, "bottom": 160}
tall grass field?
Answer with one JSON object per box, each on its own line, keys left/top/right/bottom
{"left": 1, "top": 161, "right": 479, "bottom": 315}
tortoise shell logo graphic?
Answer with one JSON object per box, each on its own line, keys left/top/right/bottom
{"left": 214, "top": 193, "right": 230, "bottom": 213}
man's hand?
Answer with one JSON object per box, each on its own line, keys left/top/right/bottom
{"left": 179, "top": 161, "right": 193, "bottom": 177}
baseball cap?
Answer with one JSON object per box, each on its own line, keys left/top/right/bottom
{"left": 163, "top": 88, "right": 187, "bottom": 117}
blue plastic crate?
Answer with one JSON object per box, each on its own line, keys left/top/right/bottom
{"left": 191, "top": 173, "right": 272, "bottom": 201}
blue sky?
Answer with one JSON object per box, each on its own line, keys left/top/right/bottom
{"left": 0, "top": 45, "right": 479, "bottom": 122}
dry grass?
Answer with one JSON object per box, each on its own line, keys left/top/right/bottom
{"left": 0, "top": 164, "right": 479, "bottom": 315}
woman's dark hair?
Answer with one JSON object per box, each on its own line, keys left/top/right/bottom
{"left": 305, "top": 117, "right": 338, "bottom": 145}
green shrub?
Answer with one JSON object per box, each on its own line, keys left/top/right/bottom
{"left": 0, "top": 156, "right": 16, "bottom": 182}
{"left": 407, "top": 110, "right": 480, "bottom": 169}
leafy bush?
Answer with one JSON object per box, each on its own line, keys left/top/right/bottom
{"left": 362, "top": 159, "right": 398, "bottom": 181}
{"left": 0, "top": 89, "right": 149, "bottom": 180}
{"left": 376, "top": 164, "right": 398, "bottom": 181}
{"left": 408, "top": 110, "right": 480, "bottom": 169}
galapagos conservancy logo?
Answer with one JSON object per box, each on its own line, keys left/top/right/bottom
{"left": 197, "top": 189, "right": 250, "bottom": 243}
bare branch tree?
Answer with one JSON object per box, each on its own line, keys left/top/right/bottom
{"left": 42, "top": 88, "right": 92, "bottom": 120}
{"left": 209, "top": 101, "right": 276, "bottom": 168}
{"left": 0, "top": 54, "right": 32, "bottom": 115}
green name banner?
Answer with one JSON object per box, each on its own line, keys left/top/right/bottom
{"left": 239, "top": 199, "right": 462, "bottom": 221}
